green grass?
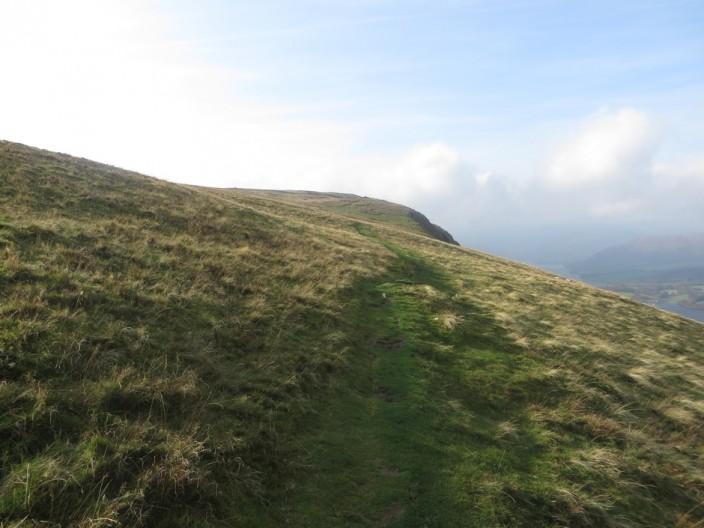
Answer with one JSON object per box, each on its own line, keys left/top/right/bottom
{"left": 274, "top": 247, "right": 704, "bottom": 526}
{"left": 244, "top": 190, "right": 458, "bottom": 244}
{"left": 281, "top": 262, "right": 558, "bottom": 527}
{"left": 2, "top": 140, "right": 704, "bottom": 526}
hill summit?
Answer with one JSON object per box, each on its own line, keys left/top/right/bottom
{"left": 242, "top": 189, "right": 459, "bottom": 245}
{"left": 1, "top": 140, "right": 703, "bottom": 527}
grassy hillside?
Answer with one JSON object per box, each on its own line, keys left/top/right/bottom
{"left": 1, "top": 140, "right": 704, "bottom": 527}
{"left": 244, "top": 189, "right": 459, "bottom": 245}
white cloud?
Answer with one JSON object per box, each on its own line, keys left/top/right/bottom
{"left": 475, "top": 170, "right": 492, "bottom": 186}
{"left": 359, "top": 141, "right": 462, "bottom": 204}
{"left": 641, "top": 156, "right": 704, "bottom": 228}
{"left": 652, "top": 156, "right": 704, "bottom": 187}
{"left": 541, "top": 108, "right": 661, "bottom": 191}
{"left": 0, "top": 1, "right": 352, "bottom": 189}
{"left": 588, "top": 199, "right": 639, "bottom": 217}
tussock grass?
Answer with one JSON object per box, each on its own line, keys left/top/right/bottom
{"left": 2, "top": 140, "right": 704, "bottom": 526}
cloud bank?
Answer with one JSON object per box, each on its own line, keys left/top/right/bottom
{"left": 364, "top": 108, "right": 702, "bottom": 259}
{"left": 541, "top": 108, "right": 661, "bottom": 192}
{"left": 532, "top": 108, "right": 702, "bottom": 231}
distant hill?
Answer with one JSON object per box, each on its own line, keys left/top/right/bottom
{"left": 569, "top": 234, "right": 704, "bottom": 283}
{"left": 1, "top": 140, "right": 704, "bottom": 527}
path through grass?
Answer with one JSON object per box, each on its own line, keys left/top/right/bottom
{"left": 279, "top": 251, "right": 584, "bottom": 527}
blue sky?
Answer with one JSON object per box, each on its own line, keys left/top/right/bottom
{"left": 1, "top": 0, "right": 703, "bottom": 260}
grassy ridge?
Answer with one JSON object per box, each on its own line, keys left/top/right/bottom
{"left": 2, "top": 141, "right": 704, "bottom": 526}
{"left": 244, "top": 189, "right": 459, "bottom": 244}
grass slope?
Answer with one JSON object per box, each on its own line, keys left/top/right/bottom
{"left": 1, "top": 141, "right": 704, "bottom": 527}
{"left": 243, "top": 189, "right": 459, "bottom": 245}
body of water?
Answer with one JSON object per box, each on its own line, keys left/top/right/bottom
{"left": 651, "top": 302, "right": 704, "bottom": 323}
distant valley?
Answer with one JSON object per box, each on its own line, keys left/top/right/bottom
{"left": 567, "top": 234, "right": 704, "bottom": 321}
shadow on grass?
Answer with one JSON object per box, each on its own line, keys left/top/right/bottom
{"left": 281, "top": 249, "right": 592, "bottom": 527}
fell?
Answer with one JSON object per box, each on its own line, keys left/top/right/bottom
{"left": 1, "top": 141, "right": 703, "bottom": 527}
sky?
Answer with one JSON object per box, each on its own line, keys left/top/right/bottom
{"left": 1, "top": 0, "right": 703, "bottom": 262}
